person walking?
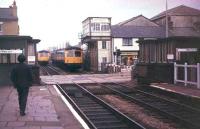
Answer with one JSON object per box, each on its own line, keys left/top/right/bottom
{"left": 10, "top": 54, "right": 33, "bottom": 116}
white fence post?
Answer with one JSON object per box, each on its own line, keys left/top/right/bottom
{"left": 174, "top": 62, "right": 177, "bottom": 84}
{"left": 197, "top": 63, "right": 200, "bottom": 89}
{"left": 184, "top": 63, "right": 187, "bottom": 86}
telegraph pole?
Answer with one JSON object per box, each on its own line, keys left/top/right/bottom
{"left": 166, "top": 0, "right": 169, "bottom": 38}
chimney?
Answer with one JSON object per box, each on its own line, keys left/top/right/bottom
{"left": 11, "top": 0, "right": 17, "bottom": 17}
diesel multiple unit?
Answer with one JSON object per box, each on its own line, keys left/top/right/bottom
{"left": 51, "top": 47, "right": 83, "bottom": 70}
{"left": 37, "top": 50, "right": 50, "bottom": 65}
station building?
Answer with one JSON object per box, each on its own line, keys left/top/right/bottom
{"left": 136, "top": 5, "right": 200, "bottom": 84}
{"left": 0, "top": 1, "right": 40, "bottom": 86}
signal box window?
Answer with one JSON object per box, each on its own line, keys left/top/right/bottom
{"left": 102, "top": 41, "right": 106, "bottom": 49}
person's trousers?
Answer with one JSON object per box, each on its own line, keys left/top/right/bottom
{"left": 17, "top": 87, "right": 29, "bottom": 113}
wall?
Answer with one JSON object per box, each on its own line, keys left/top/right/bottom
{"left": 2, "top": 21, "right": 19, "bottom": 35}
{"left": 135, "top": 63, "right": 174, "bottom": 84}
{"left": 97, "top": 40, "right": 111, "bottom": 71}
{"left": 113, "top": 38, "right": 139, "bottom": 51}
{"left": 153, "top": 15, "right": 200, "bottom": 28}
{"left": 171, "top": 16, "right": 200, "bottom": 27}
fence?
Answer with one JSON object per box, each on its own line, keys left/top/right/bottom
{"left": 174, "top": 62, "right": 200, "bottom": 89}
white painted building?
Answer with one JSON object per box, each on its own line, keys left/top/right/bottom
{"left": 111, "top": 15, "right": 160, "bottom": 65}
{"left": 112, "top": 38, "right": 139, "bottom": 65}
{"left": 81, "top": 17, "right": 112, "bottom": 72}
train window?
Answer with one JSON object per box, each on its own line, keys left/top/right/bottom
{"left": 75, "top": 51, "right": 81, "bottom": 57}
{"left": 67, "top": 51, "right": 73, "bottom": 57}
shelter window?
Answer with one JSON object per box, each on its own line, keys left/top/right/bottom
{"left": 0, "top": 24, "right": 2, "bottom": 32}
{"left": 0, "top": 49, "right": 22, "bottom": 64}
{"left": 0, "top": 22, "right": 2, "bottom": 32}
{"left": 123, "top": 38, "right": 133, "bottom": 46}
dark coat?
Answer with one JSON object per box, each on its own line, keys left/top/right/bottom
{"left": 10, "top": 63, "right": 33, "bottom": 88}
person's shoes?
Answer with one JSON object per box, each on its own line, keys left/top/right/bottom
{"left": 20, "top": 111, "right": 26, "bottom": 116}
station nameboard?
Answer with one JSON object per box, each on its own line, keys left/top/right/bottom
{"left": 177, "top": 48, "right": 197, "bottom": 52}
{"left": 0, "top": 49, "right": 22, "bottom": 54}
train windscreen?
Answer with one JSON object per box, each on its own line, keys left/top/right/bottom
{"left": 75, "top": 51, "right": 81, "bottom": 57}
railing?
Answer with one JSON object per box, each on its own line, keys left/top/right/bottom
{"left": 174, "top": 62, "right": 200, "bottom": 89}
{"left": 106, "top": 64, "right": 121, "bottom": 73}
{"left": 101, "top": 63, "right": 133, "bottom": 73}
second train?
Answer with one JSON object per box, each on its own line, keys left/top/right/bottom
{"left": 51, "top": 46, "right": 83, "bottom": 71}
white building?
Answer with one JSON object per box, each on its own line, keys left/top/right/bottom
{"left": 111, "top": 15, "right": 160, "bottom": 65}
{"left": 81, "top": 17, "right": 112, "bottom": 72}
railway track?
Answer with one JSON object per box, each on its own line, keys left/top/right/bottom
{"left": 81, "top": 82, "right": 200, "bottom": 129}
{"left": 40, "top": 68, "right": 200, "bottom": 128}
{"left": 40, "top": 65, "right": 65, "bottom": 75}
{"left": 135, "top": 86, "right": 200, "bottom": 110}
{"left": 56, "top": 83, "right": 146, "bottom": 129}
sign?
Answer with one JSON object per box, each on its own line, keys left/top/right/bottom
{"left": 28, "top": 56, "right": 35, "bottom": 65}
{"left": 167, "top": 54, "right": 174, "bottom": 60}
{"left": 177, "top": 48, "right": 197, "bottom": 52}
{"left": 0, "top": 49, "right": 22, "bottom": 54}
{"left": 28, "top": 56, "right": 35, "bottom": 62}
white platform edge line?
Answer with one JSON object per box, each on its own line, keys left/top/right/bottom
{"left": 53, "top": 85, "right": 90, "bottom": 129}
{"left": 150, "top": 84, "right": 200, "bottom": 99}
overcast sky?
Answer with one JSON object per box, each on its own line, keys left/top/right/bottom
{"left": 1, "top": 0, "right": 200, "bottom": 51}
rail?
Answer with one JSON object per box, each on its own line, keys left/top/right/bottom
{"left": 56, "top": 83, "right": 146, "bottom": 129}
{"left": 174, "top": 62, "right": 200, "bottom": 89}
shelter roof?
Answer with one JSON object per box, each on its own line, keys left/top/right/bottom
{"left": 151, "top": 5, "right": 200, "bottom": 20}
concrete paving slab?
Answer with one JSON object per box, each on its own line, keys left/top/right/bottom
{"left": 40, "top": 71, "right": 131, "bottom": 85}
{"left": 0, "top": 86, "right": 84, "bottom": 129}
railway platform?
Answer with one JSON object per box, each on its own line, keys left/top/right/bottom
{"left": 1, "top": 69, "right": 200, "bottom": 129}
{"left": 0, "top": 85, "right": 84, "bottom": 129}
{"left": 150, "top": 83, "right": 200, "bottom": 99}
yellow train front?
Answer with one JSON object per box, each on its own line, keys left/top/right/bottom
{"left": 52, "top": 47, "right": 83, "bottom": 70}
{"left": 37, "top": 50, "right": 50, "bottom": 65}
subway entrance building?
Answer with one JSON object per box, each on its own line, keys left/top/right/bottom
{"left": 0, "top": 35, "right": 40, "bottom": 86}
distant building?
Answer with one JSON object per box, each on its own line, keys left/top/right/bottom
{"left": 81, "top": 17, "right": 112, "bottom": 72}
{"left": 111, "top": 15, "right": 160, "bottom": 65}
{"left": 138, "top": 5, "right": 200, "bottom": 64}
{"left": 0, "top": 1, "right": 19, "bottom": 35}
{"left": 0, "top": 1, "right": 40, "bottom": 86}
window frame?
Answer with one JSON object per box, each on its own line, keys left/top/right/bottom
{"left": 102, "top": 41, "right": 107, "bottom": 49}
{"left": 122, "top": 38, "right": 133, "bottom": 46}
